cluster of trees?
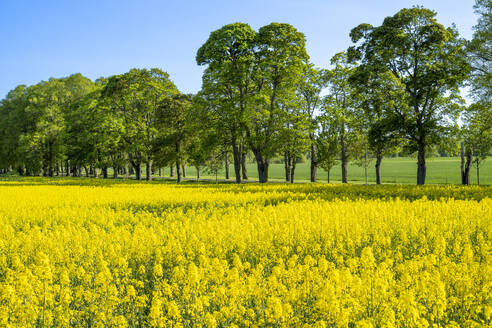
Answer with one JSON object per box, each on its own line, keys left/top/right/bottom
{"left": 0, "top": 4, "right": 490, "bottom": 185}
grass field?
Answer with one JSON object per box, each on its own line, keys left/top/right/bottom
{"left": 162, "top": 156, "right": 492, "bottom": 185}
{"left": 0, "top": 179, "right": 490, "bottom": 326}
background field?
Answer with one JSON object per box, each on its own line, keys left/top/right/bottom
{"left": 162, "top": 156, "right": 492, "bottom": 185}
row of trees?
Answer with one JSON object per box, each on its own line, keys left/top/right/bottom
{"left": 0, "top": 4, "right": 490, "bottom": 185}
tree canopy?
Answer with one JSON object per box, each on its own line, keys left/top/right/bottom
{"left": 0, "top": 6, "right": 489, "bottom": 185}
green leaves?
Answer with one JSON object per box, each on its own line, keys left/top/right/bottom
{"left": 196, "top": 23, "right": 256, "bottom": 66}
{"left": 349, "top": 6, "right": 471, "bottom": 184}
{"left": 101, "top": 68, "right": 179, "bottom": 170}
{"left": 197, "top": 22, "right": 311, "bottom": 182}
{"left": 468, "top": 0, "right": 492, "bottom": 103}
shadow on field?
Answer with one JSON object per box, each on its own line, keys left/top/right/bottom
{"left": 1, "top": 176, "right": 490, "bottom": 202}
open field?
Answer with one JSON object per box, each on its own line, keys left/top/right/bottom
{"left": 0, "top": 179, "right": 490, "bottom": 326}
{"left": 159, "top": 157, "right": 492, "bottom": 185}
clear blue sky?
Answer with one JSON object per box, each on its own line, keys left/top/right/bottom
{"left": 0, "top": 0, "right": 477, "bottom": 99}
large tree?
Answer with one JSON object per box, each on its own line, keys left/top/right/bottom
{"left": 0, "top": 85, "right": 29, "bottom": 174}
{"left": 16, "top": 74, "right": 95, "bottom": 176}
{"left": 468, "top": 0, "right": 492, "bottom": 103}
{"left": 196, "top": 23, "right": 257, "bottom": 183}
{"left": 298, "top": 64, "right": 328, "bottom": 182}
{"left": 66, "top": 79, "right": 126, "bottom": 179}
{"left": 248, "top": 22, "right": 309, "bottom": 182}
{"left": 102, "top": 68, "right": 178, "bottom": 180}
{"left": 349, "top": 7, "right": 470, "bottom": 184}
{"left": 154, "top": 94, "right": 192, "bottom": 183}
{"left": 324, "top": 53, "right": 358, "bottom": 184}
{"left": 349, "top": 70, "right": 403, "bottom": 184}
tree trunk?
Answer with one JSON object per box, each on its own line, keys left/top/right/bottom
{"left": 364, "top": 150, "right": 368, "bottom": 185}
{"left": 254, "top": 152, "right": 269, "bottom": 183}
{"left": 84, "top": 166, "right": 89, "bottom": 178}
{"left": 290, "top": 160, "right": 296, "bottom": 183}
{"left": 134, "top": 164, "right": 141, "bottom": 180}
{"left": 232, "top": 137, "right": 242, "bottom": 183}
{"left": 48, "top": 142, "right": 54, "bottom": 177}
{"left": 66, "top": 161, "right": 70, "bottom": 176}
{"left": 17, "top": 166, "right": 25, "bottom": 176}
{"left": 146, "top": 159, "right": 152, "bottom": 181}
{"left": 416, "top": 142, "right": 426, "bottom": 185}
{"left": 327, "top": 168, "right": 330, "bottom": 184}
{"left": 159, "top": 167, "right": 162, "bottom": 177}
{"left": 310, "top": 140, "right": 317, "bottom": 182}
{"left": 284, "top": 152, "right": 291, "bottom": 182}
{"left": 341, "top": 146, "right": 348, "bottom": 184}
{"left": 102, "top": 166, "right": 108, "bottom": 179}
{"left": 170, "top": 165, "right": 174, "bottom": 177}
{"left": 460, "top": 141, "right": 465, "bottom": 184}
{"left": 225, "top": 152, "right": 230, "bottom": 179}
{"left": 182, "top": 162, "right": 186, "bottom": 178}
{"left": 375, "top": 153, "right": 383, "bottom": 185}
{"left": 477, "top": 162, "right": 480, "bottom": 185}
{"left": 340, "top": 126, "right": 348, "bottom": 184}
{"left": 196, "top": 166, "right": 200, "bottom": 180}
{"left": 113, "top": 167, "right": 118, "bottom": 179}
{"left": 241, "top": 151, "right": 248, "bottom": 180}
{"left": 460, "top": 142, "right": 472, "bottom": 185}
{"left": 93, "top": 166, "right": 98, "bottom": 178}
{"left": 341, "top": 159, "right": 347, "bottom": 183}
{"left": 176, "top": 161, "right": 181, "bottom": 183}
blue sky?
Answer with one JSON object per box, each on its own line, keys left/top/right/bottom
{"left": 0, "top": 0, "right": 478, "bottom": 99}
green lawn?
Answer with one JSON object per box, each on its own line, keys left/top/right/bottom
{"left": 164, "top": 157, "right": 491, "bottom": 185}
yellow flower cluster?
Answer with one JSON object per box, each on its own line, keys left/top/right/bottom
{"left": 0, "top": 180, "right": 490, "bottom": 327}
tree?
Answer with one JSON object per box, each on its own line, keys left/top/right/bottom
{"left": 17, "top": 74, "right": 95, "bottom": 177}
{"left": 298, "top": 65, "right": 329, "bottom": 182}
{"left": 155, "top": 94, "right": 192, "bottom": 183}
{"left": 315, "top": 113, "right": 340, "bottom": 183}
{"left": 248, "top": 22, "right": 309, "bottom": 183}
{"left": 0, "top": 85, "right": 29, "bottom": 174}
{"left": 324, "top": 53, "right": 358, "bottom": 184}
{"left": 196, "top": 23, "right": 257, "bottom": 183}
{"left": 349, "top": 70, "right": 403, "bottom": 184}
{"left": 183, "top": 95, "right": 212, "bottom": 181}
{"left": 352, "top": 133, "right": 373, "bottom": 185}
{"left": 349, "top": 7, "right": 470, "bottom": 184}
{"left": 461, "top": 102, "right": 492, "bottom": 185}
{"left": 102, "top": 68, "right": 178, "bottom": 180}
{"left": 66, "top": 79, "right": 126, "bottom": 179}
{"left": 279, "top": 100, "right": 310, "bottom": 183}
{"left": 468, "top": 0, "right": 492, "bottom": 104}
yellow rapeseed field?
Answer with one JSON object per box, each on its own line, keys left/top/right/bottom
{"left": 0, "top": 179, "right": 490, "bottom": 327}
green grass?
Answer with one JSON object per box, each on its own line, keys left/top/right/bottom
{"left": 4, "top": 156, "right": 488, "bottom": 185}
{"left": 168, "top": 156, "right": 491, "bottom": 185}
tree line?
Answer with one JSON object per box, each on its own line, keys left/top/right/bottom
{"left": 0, "top": 4, "right": 490, "bottom": 185}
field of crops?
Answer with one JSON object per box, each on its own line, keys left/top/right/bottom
{"left": 0, "top": 179, "right": 490, "bottom": 327}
